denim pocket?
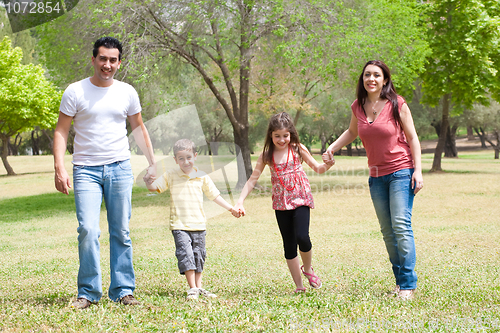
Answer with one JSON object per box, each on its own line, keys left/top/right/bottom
{"left": 73, "top": 165, "right": 86, "bottom": 170}
{"left": 118, "top": 159, "right": 132, "bottom": 170}
{"left": 368, "top": 177, "right": 373, "bottom": 187}
{"left": 392, "top": 168, "right": 412, "bottom": 178}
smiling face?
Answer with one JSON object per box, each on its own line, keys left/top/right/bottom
{"left": 363, "top": 64, "right": 388, "bottom": 96}
{"left": 91, "top": 46, "right": 121, "bottom": 87}
{"left": 271, "top": 128, "right": 291, "bottom": 151}
{"left": 174, "top": 149, "right": 197, "bottom": 175}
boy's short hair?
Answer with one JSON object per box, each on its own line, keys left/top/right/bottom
{"left": 173, "top": 139, "right": 197, "bottom": 156}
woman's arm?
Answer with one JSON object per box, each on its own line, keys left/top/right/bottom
{"left": 400, "top": 103, "right": 423, "bottom": 194}
{"left": 299, "top": 144, "right": 334, "bottom": 174}
{"left": 324, "top": 113, "right": 358, "bottom": 162}
{"left": 234, "top": 154, "right": 266, "bottom": 215}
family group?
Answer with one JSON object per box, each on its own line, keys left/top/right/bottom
{"left": 53, "top": 37, "right": 423, "bottom": 309}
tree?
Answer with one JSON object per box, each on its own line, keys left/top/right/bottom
{"left": 0, "top": 37, "right": 61, "bottom": 175}
{"left": 421, "top": 0, "right": 500, "bottom": 172}
{"left": 468, "top": 100, "right": 500, "bottom": 158}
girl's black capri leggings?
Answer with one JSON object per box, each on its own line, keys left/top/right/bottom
{"left": 275, "top": 206, "right": 312, "bottom": 260}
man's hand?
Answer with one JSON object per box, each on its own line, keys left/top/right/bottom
{"left": 55, "top": 168, "right": 71, "bottom": 195}
{"left": 143, "top": 164, "right": 156, "bottom": 185}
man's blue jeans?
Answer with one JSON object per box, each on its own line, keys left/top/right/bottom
{"left": 73, "top": 159, "right": 135, "bottom": 302}
{"left": 369, "top": 168, "right": 417, "bottom": 290}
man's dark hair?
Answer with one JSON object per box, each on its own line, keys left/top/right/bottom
{"left": 93, "top": 37, "right": 123, "bottom": 60}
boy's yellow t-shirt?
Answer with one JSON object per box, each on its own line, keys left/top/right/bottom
{"left": 152, "top": 167, "right": 220, "bottom": 231}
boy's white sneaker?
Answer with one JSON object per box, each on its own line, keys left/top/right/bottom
{"left": 199, "top": 288, "right": 217, "bottom": 298}
{"left": 186, "top": 288, "right": 200, "bottom": 300}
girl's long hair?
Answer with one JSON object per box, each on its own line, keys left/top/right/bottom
{"left": 356, "top": 60, "right": 402, "bottom": 129}
{"left": 262, "top": 112, "right": 302, "bottom": 165}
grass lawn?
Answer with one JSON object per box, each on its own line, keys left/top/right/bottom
{"left": 0, "top": 151, "right": 499, "bottom": 332}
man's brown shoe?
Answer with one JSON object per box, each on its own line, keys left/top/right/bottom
{"left": 120, "top": 295, "right": 140, "bottom": 305}
{"left": 71, "top": 298, "right": 92, "bottom": 309}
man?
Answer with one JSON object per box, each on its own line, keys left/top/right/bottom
{"left": 54, "top": 37, "right": 155, "bottom": 309}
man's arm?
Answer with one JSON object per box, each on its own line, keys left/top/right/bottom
{"left": 128, "top": 112, "right": 156, "bottom": 182}
{"left": 53, "top": 112, "right": 73, "bottom": 195}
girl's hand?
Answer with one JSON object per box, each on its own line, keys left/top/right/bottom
{"left": 322, "top": 152, "right": 334, "bottom": 164}
{"left": 322, "top": 147, "right": 335, "bottom": 163}
{"left": 322, "top": 153, "right": 335, "bottom": 165}
{"left": 234, "top": 202, "right": 246, "bottom": 217}
{"left": 229, "top": 207, "right": 242, "bottom": 218}
{"left": 411, "top": 170, "right": 424, "bottom": 194}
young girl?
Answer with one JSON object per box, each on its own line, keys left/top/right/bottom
{"left": 234, "top": 112, "right": 335, "bottom": 293}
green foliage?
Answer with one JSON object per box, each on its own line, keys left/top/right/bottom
{"left": 277, "top": 0, "right": 430, "bottom": 97}
{"left": 421, "top": 0, "right": 500, "bottom": 108}
{"left": 0, "top": 8, "right": 37, "bottom": 65}
{"left": 0, "top": 36, "right": 61, "bottom": 137}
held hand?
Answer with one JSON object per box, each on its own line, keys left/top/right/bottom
{"left": 233, "top": 202, "right": 246, "bottom": 217}
{"left": 143, "top": 164, "right": 157, "bottom": 185}
{"left": 411, "top": 171, "right": 424, "bottom": 194}
{"left": 322, "top": 151, "right": 334, "bottom": 164}
{"left": 229, "top": 207, "right": 242, "bottom": 218}
{"left": 55, "top": 169, "right": 71, "bottom": 195}
{"left": 325, "top": 155, "right": 335, "bottom": 166}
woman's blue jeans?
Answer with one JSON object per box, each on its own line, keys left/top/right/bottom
{"left": 369, "top": 168, "right": 417, "bottom": 290}
{"left": 73, "top": 159, "right": 135, "bottom": 302}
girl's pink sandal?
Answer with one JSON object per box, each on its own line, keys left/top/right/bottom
{"left": 301, "top": 265, "right": 322, "bottom": 289}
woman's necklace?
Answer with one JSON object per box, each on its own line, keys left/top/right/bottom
{"left": 368, "top": 99, "right": 385, "bottom": 115}
{"left": 273, "top": 147, "right": 297, "bottom": 191}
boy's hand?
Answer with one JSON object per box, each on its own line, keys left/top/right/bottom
{"left": 143, "top": 164, "right": 156, "bottom": 185}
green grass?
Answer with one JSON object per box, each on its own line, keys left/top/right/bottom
{"left": 0, "top": 154, "right": 499, "bottom": 332}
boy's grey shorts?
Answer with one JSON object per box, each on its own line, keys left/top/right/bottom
{"left": 172, "top": 230, "right": 207, "bottom": 274}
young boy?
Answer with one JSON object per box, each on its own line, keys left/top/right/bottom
{"left": 146, "top": 139, "right": 240, "bottom": 300}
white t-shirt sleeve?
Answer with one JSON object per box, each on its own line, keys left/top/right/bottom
{"left": 59, "top": 83, "right": 77, "bottom": 117}
{"left": 127, "top": 85, "right": 141, "bottom": 116}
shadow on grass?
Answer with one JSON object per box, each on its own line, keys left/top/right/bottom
{"left": 0, "top": 171, "right": 54, "bottom": 178}
{"left": 0, "top": 187, "right": 172, "bottom": 223}
{"left": 0, "top": 293, "right": 74, "bottom": 307}
{"left": 427, "top": 169, "right": 500, "bottom": 174}
{"left": 0, "top": 192, "right": 76, "bottom": 223}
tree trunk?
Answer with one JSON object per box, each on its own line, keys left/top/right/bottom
{"left": 1, "top": 135, "right": 16, "bottom": 175}
{"left": 31, "top": 130, "right": 40, "bottom": 155}
{"left": 431, "top": 93, "right": 451, "bottom": 172}
{"left": 346, "top": 143, "right": 352, "bottom": 156}
{"left": 467, "top": 126, "right": 474, "bottom": 140}
{"left": 9, "top": 133, "right": 22, "bottom": 156}
{"left": 473, "top": 127, "right": 487, "bottom": 148}
{"left": 444, "top": 124, "right": 458, "bottom": 157}
{"left": 485, "top": 130, "right": 500, "bottom": 160}
{"left": 42, "top": 129, "right": 54, "bottom": 151}
{"left": 233, "top": 125, "right": 252, "bottom": 189}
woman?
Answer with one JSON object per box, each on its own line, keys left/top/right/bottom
{"left": 323, "top": 60, "right": 423, "bottom": 300}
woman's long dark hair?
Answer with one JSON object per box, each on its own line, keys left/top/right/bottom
{"left": 356, "top": 60, "right": 402, "bottom": 129}
{"left": 262, "top": 112, "right": 302, "bottom": 165}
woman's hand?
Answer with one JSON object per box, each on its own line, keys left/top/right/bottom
{"left": 233, "top": 202, "right": 246, "bottom": 217}
{"left": 412, "top": 170, "right": 423, "bottom": 194}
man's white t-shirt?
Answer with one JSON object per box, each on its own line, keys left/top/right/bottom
{"left": 59, "top": 78, "right": 141, "bottom": 166}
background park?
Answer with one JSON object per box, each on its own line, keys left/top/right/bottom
{"left": 1, "top": 0, "right": 500, "bottom": 332}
